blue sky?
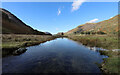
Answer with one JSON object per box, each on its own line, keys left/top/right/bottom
{"left": 2, "top": 2, "right": 118, "bottom": 34}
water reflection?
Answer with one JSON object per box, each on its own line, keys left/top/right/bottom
{"left": 3, "top": 38, "right": 106, "bottom": 73}
{"left": 86, "top": 47, "right": 108, "bottom": 58}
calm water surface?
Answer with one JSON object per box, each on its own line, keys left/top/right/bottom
{"left": 3, "top": 38, "right": 105, "bottom": 73}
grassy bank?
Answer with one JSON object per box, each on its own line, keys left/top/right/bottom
{"left": 2, "top": 34, "right": 60, "bottom": 57}
{"left": 67, "top": 35, "right": 118, "bottom": 50}
{"left": 67, "top": 35, "right": 119, "bottom": 74}
{"left": 99, "top": 50, "right": 120, "bottom": 74}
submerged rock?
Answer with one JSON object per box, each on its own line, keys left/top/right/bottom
{"left": 13, "top": 48, "right": 27, "bottom": 55}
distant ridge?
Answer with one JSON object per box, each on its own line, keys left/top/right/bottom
{"left": 1, "top": 8, "right": 49, "bottom": 35}
{"left": 66, "top": 15, "right": 119, "bottom": 35}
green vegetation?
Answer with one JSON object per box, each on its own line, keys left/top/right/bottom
{"left": 99, "top": 50, "right": 120, "bottom": 74}
{"left": 67, "top": 35, "right": 119, "bottom": 74}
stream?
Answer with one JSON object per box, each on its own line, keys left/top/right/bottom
{"left": 2, "top": 38, "right": 107, "bottom": 73}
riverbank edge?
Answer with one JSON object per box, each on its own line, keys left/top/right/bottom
{"left": 2, "top": 36, "right": 56, "bottom": 50}
{"left": 2, "top": 35, "right": 67, "bottom": 57}
{"left": 66, "top": 35, "right": 119, "bottom": 74}
{"left": 99, "top": 50, "right": 119, "bottom": 74}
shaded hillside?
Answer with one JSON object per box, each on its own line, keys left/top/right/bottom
{"left": 66, "top": 15, "right": 119, "bottom": 35}
{"left": 1, "top": 8, "right": 46, "bottom": 35}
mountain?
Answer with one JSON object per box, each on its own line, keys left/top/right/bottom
{"left": 66, "top": 15, "right": 119, "bottom": 35}
{"left": 0, "top": 8, "right": 47, "bottom": 35}
{"left": 44, "top": 32, "right": 52, "bottom": 35}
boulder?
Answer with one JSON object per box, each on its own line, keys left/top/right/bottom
{"left": 13, "top": 48, "right": 27, "bottom": 55}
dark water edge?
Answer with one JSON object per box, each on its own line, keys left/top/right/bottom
{"left": 2, "top": 38, "right": 107, "bottom": 74}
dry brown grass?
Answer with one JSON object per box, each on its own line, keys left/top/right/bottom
{"left": 2, "top": 34, "right": 58, "bottom": 49}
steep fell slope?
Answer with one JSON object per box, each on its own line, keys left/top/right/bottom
{"left": 1, "top": 8, "right": 46, "bottom": 35}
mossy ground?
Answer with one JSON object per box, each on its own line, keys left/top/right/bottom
{"left": 99, "top": 51, "right": 120, "bottom": 74}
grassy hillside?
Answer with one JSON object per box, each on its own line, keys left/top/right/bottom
{"left": 1, "top": 8, "right": 47, "bottom": 35}
{"left": 66, "top": 15, "right": 119, "bottom": 35}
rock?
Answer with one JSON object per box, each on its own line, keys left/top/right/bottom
{"left": 13, "top": 48, "right": 27, "bottom": 55}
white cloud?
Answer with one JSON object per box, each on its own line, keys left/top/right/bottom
{"left": 72, "top": 0, "right": 86, "bottom": 12}
{"left": 110, "top": 17, "right": 113, "bottom": 18}
{"left": 58, "top": 9, "right": 61, "bottom": 16}
{"left": 87, "top": 19, "right": 99, "bottom": 23}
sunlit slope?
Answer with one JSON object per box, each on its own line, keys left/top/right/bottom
{"left": 66, "top": 15, "right": 119, "bottom": 35}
